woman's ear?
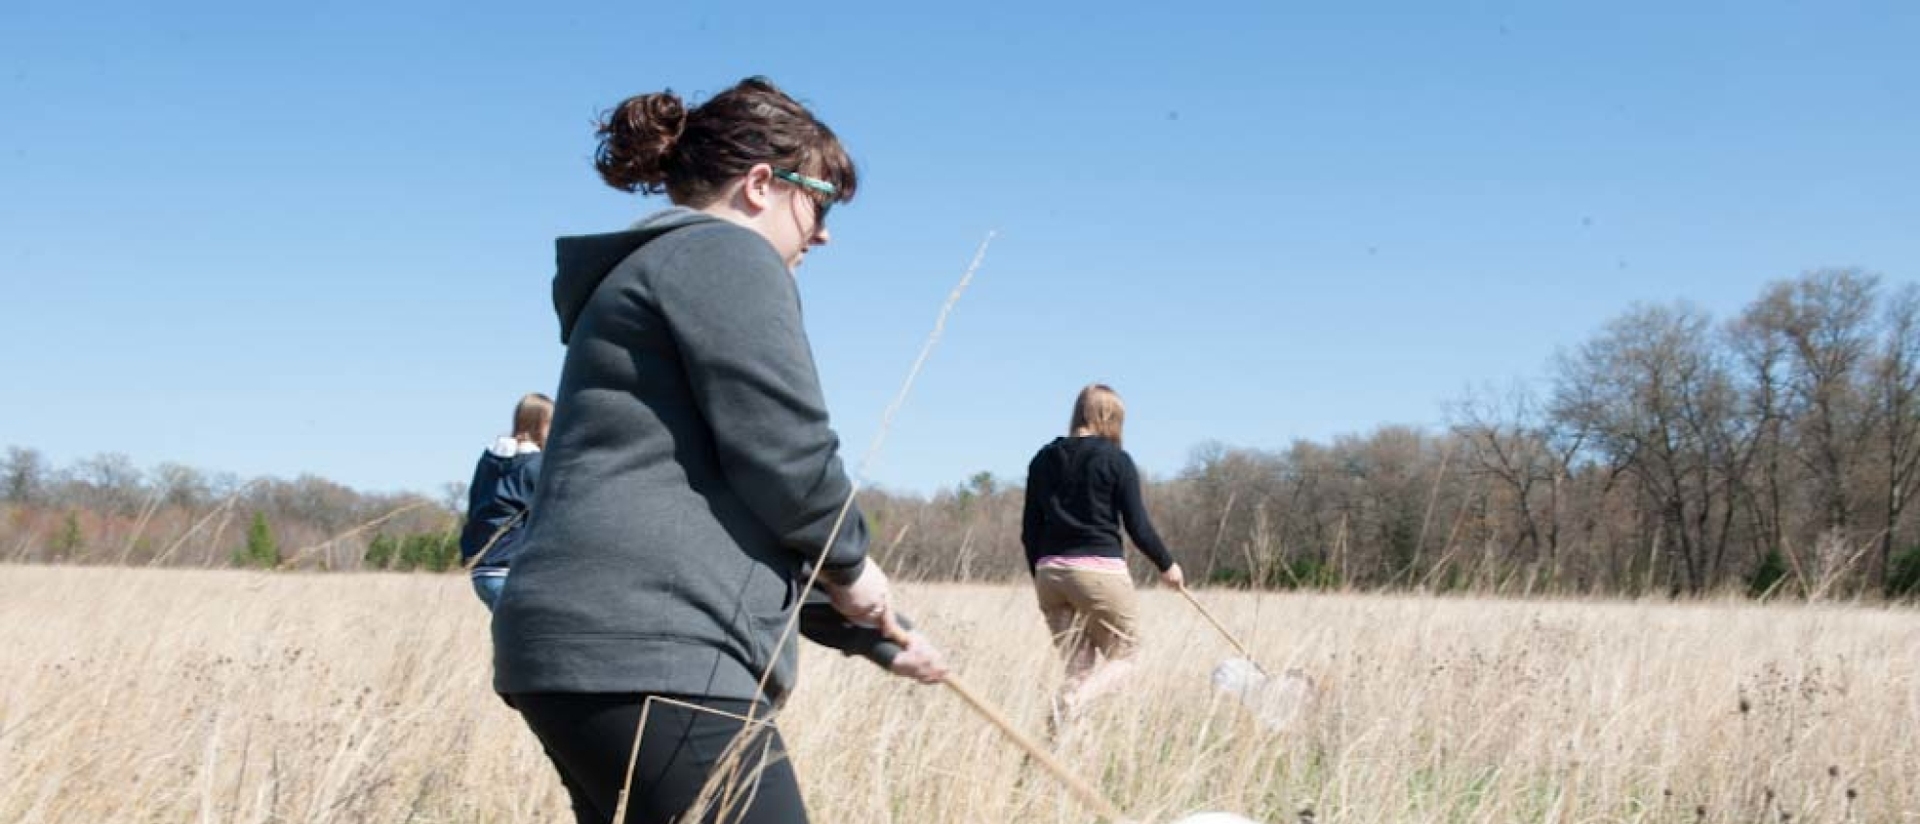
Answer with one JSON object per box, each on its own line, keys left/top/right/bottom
{"left": 740, "top": 163, "right": 776, "bottom": 212}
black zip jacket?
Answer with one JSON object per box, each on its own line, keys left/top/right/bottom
{"left": 1020, "top": 436, "right": 1175, "bottom": 575}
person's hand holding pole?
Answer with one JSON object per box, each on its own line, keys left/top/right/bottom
{"left": 824, "top": 560, "right": 948, "bottom": 683}
{"left": 1160, "top": 562, "right": 1185, "bottom": 588}
{"left": 886, "top": 628, "right": 948, "bottom": 683}
{"left": 826, "top": 560, "right": 891, "bottom": 626}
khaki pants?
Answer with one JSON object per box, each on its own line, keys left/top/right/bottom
{"left": 1033, "top": 566, "right": 1140, "bottom": 661}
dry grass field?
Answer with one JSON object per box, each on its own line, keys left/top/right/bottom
{"left": 1, "top": 564, "right": 1914, "bottom": 823}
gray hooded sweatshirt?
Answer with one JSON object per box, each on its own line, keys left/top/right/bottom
{"left": 491, "top": 208, "right": 870, "bottom": 704}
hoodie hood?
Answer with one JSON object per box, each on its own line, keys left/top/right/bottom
{"left": 486, "top": 436, "right": 541, "bottom": 459}
{"left": 1042, "top": 435, "right": 1109, "bottom": 478}
{"left": 551, "top": 207, "right": 726, "bottom": 344}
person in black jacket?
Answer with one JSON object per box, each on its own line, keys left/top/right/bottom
{"left": 460, "top": 392, "right": 553, "bottom": 610}
{"left": 1022, "top": 383, "right": 1184, "bottom": 720}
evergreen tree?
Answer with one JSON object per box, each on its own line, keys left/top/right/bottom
{"left": 364, "top": 532, "right": 398, "bottom": 569}
{"left": 50, "top": 510, "right": 83, "bottom": 560}
{"left": 235, "top": 512, "right": 280, "bottom": 568}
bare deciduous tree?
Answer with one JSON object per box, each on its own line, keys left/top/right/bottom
{"left": 1873, "top": 283, "right": 1920, "bottom": 587}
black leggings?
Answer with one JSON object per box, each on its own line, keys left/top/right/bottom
{"left": 511, "top": 693, "right": 809, "bottom": 824}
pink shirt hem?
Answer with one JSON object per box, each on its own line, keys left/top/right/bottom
{"left": 1036, "top": 555, "right": 1130, "bottom": 574}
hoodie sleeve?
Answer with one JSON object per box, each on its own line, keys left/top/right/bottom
{"left": 650, "top": 226, "right": 867, "bottom": 584}
{"left": 796, "top": 587, "right": 912, "bottom": 669}
{"left": 501, "top": 453, "right": 542, "bottom": 514}
{"left": 1113, "top": 451, "right": 1175, "bottom": 572}
{"left": 1021, "top": 449, "right": 1049, "bottom": 574}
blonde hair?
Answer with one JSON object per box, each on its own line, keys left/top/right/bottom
{"left": 1068, "top": 383, "right": 1126, "bottom": 446}
{"left": 512, "top": 393, "right": 555, "bottom": 448}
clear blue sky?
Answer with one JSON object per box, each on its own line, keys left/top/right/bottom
{"left": 3, "top": 1, "right": 1914, "bottom": 498}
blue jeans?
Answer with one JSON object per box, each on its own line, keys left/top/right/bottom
{"left": 472, "top": 574, "right": 507, "bottom": 611}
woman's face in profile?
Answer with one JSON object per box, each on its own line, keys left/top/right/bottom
{"left": 772, "top": 177, "right": 831, "bottom": 271}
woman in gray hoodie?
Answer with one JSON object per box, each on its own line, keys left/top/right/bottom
{"left": 491, "top": 77, "right": 945, "bottom": 824}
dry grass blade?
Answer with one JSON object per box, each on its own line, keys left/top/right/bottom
{"left": 2, "top": 566, "right": 1916, "bottom": 823}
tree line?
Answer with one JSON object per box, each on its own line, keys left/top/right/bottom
{"left": 6, "top": 268, "right": 1915, "bottom": 598}
{"left": 0, "top": 451, "right": 458, "bottom": 570}
{"left": 869, "top": 268, "right": 1920, "bottom": 599}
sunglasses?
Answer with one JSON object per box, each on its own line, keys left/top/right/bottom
{"left": 771, "top": 168, "right": 836, "bottom": 226}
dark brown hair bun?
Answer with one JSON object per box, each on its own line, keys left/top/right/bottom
{"left": 590, "top": 78, "right": 857, "bottom": 207}
{"left": 594, "top": 92, "right": 687, "bottom": 194}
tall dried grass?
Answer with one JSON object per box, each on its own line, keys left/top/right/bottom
{"left": 0, "top": 564, "right": 1913, "bottom": 823}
